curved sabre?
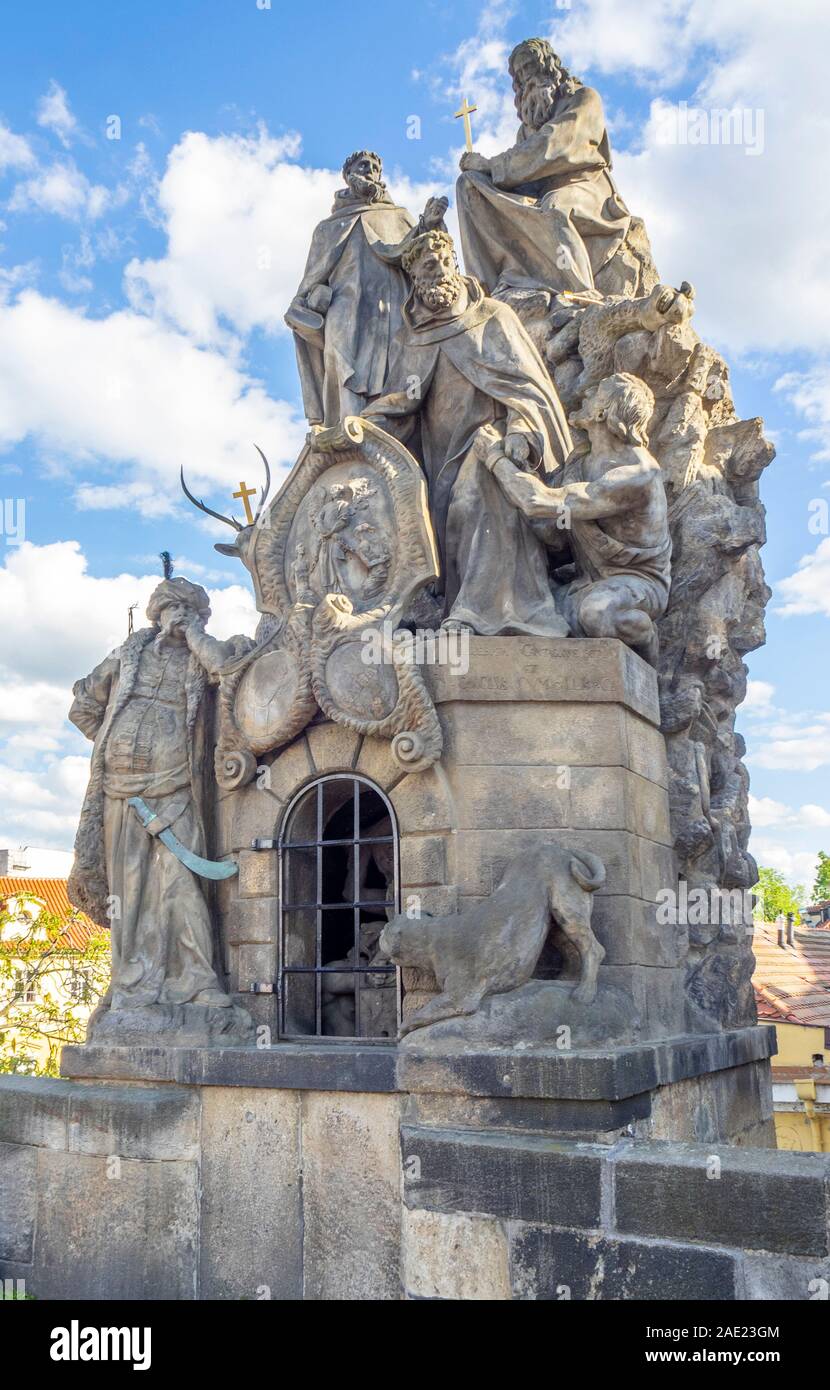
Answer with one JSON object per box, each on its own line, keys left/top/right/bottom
{"left": 128, "top": 796, "right": 238, "bottom": 880}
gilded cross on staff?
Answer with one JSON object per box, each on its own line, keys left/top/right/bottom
{"left": 454, "top": 96, "right": 477, "bottom": 151}
{"left": 233, "top": 480, "right": 257, "bottom": 524}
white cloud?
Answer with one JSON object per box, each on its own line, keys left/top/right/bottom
{"left": 8, "top": 160, "right": 112, "bottom": 221}
{"left": 124, "top": 127, "right": 330, "bottom": 345}
{"left": 775, "top": 538, "right": 830, "bottom": 618}
{"left": 749, "top": 717, "right": 830, "bottom": 773}
{"left": 35, "top": 80, "right": 78, "bottom": 148}
{"left": 0, "top": 290, "right": 305, "bottom": 511}
{"left": 748, "top": 794, "right": 830, "bottom": 830}
{"left": 749, "top": 838, "right": 820, "bottom": 888}
{"left": 742, "top": 679, "right": 777, "bottom": 717}
{"left": 123, "top": 125, "right": 450, "bottom": 348}
{"left": 0, "top": 121, "right": 35, "bottom": 174}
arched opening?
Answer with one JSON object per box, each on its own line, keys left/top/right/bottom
{"left": 278, "top": 774, "right": 400, "bottom": 1041}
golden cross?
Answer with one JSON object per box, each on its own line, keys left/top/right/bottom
{"left": 454, "top": 97, "right": 477, "bottom": 152}
{"left": 233, "top": 480, "right": 257, "bottom": 524}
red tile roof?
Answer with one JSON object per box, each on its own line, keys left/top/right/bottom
{"left": 0, "top": 877, "right": 102, "bottom": 951}
{"left": 752, "top": 921, "right": 830, "bottom": 1026}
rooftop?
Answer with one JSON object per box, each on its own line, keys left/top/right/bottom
{"left": 753, "top": 920, "right": 830, "bottom": 1028}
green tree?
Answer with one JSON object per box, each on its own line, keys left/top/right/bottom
{"left": 0, "top": 895, "right": 110, "bottom": 1076}
{"left": 754, "top": 867, "right": 803, "bottom": 923}
{"left": 811, "top": 850, "right": 830, "bottom": 903}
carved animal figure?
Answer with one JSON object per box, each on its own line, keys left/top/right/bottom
{"left": 379, "top": 843, "right": 606, "bottom": 1037}
{"left": 576, "top": 282, "right": 695, "bottom": 391}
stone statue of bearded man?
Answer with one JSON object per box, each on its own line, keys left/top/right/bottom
{"left": 456, "top": 37, "right": 632, "bottom": 298}
{"left": 68, "top": 576, "right": 252, "bottom": 1043}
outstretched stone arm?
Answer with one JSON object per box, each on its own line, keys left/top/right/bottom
{"left": 489, "top": 456, "right": 655, "bottom": 523}
{"left": 184, "top": 624, "right": 254, "bottom": 681}
{"left": 68, "top": 652, "right": 119, "bottom": 740}
{"left": 487, "top": 87, "right": 608, "bottom": 190}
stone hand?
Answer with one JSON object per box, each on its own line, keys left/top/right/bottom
{"left": 504, "top": 432, "right": 531, "bottom": 465}
{"left": 422, "top": 195, "right": 449, "bottom": 229}
{"left": 459, "top": 151, "right": 491, "bottom": 174}
{"left": 306, "top": 284, "right": 333, "bottom": 316}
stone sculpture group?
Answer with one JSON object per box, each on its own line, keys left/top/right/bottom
{"left": 68, "top": 37, "right": 772, "bottom": 1045}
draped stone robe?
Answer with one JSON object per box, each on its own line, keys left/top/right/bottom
{"left": 287, "top": 194, "right": 416, "bottom": 425}
{"left": 363, "top": 278, "right": 573, "bottom": 635}
{"left": 456, "top": 83, "right": 630, "bottom": 295}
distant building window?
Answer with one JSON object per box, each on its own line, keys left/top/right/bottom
{"left": 278, "top": 774, "right": 399, "bottom": 1041}
{"left": 14, "top": 971, "right": 37, "bottom": 1004}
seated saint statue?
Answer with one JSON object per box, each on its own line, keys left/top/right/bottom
{"left": 285, "top": 148, "right": 446, "bottom": 426}
{"left": 361, "top": 228, "right": 573, "bottom": 636}
{"left": 456, "top": 37, "right": 630, "bottom": 297}
{"left": 486, "top": 372, "right": 671, "bottom": 665}
{"left": 68, "top": 576, "right": 252, "bottom": 1027}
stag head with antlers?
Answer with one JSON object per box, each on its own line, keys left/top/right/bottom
{"left": 180, "top": 446, "right": 272, "bottom": 572}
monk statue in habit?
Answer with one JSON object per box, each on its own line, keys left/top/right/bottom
{"left": 285, "top": 148, "right": 448, "bottom": 426}
{"left": 361, "top": 228, "right": 573, "bottom": 636}
{"left": 68, "top": 574, "right": 253, "bottom": 1040}
{"left": 456, "top": 37, "right": 631, "bottom": 298}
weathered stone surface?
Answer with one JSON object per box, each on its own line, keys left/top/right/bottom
{"left": 391, "top": 766, "right": 457, "bottom": 833}
{"left": 302, "top": 1091, "right": 402, "bottom": 1300}
{"left": 226, "top": 895, "right": 277, "bottom": 945}
{"left": 0, "top": 1075, "right": 70, "bottom": 1149}
{"left": 237, "top": 943, "right": 278, "bottom": 992}
{"left": 597, "top": 963, "right": 687, "bottom": 1038}
{"left": 446, "top": 764, "right": 672, "bottom": 844}
{"left": 427, "top": 637, "right": 659, "bottom": 723}
{"left": 401, "top": 1126, "right": 604, "bottom": 1228}
{"left": 266, "top": 735, "right": 316, "bottom": 805}
{"left": 439, "top": 700, "right": 630, "bottom": 769}
{"left": 451, "top": 826, "right": 676, "bottom": 903}
{"left": 0, "top": 1141, "right": 36, "bottom": 1262}
{"left": 403, "top": 1208, "right": 510, "bottom": 1299}
{"left": 33, "top": 1148, "right": 198, "bottom": 1300}
{"left": 0, "top": 1075, "right": 200, "bottom": 1160}
{"left": 200, "top": 1087, "right": 302, "bottom": 1300}
{"left": 305, "top": 720, "right": 361, "bottom": 774}
{"left": 614, "top": 1143, "right": 830, "bottom": 1256}
{"left": 741, "top": 1251, "right": 830, "bottom": 1301}
{"left": 591, "top": 894, "right": 686, "bottom": 968}
{"left": 399, "top": 834, "right": 447, "bottom": 888}
{"left": 624, "top": 710, "right": 670, "bottom": 788}
{"left": 62, "top": 1041, "right": 399, "bottom": 1092}
{"left": 216, "top": 780, "right": 283, "bottom": 855}
{"left": 354, "top": 734, "right": 404, "bottom": 791}
{"left": 237, "top": 848, "right": 279, "bottom": 898}
{"left": 510, "top": 1225, "right": 737, "bottom": 1301}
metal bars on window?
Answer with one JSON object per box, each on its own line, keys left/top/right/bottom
{"left": 278, "top": 774, "right": 400, "bottom": 1041}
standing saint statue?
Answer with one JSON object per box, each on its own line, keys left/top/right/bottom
{"left": 361, "top": 228, "right": 573, "bottom": 636}
{"left": 285, "top": 149, "right": 447, "bottom": 426}
{"left": 68, "top": 575, "right": 253, "bottom": 1039}
{"left": 455, "top": 37, "right": 630, "bottom": 297}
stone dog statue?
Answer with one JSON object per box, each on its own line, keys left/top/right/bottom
{"left": 379, "top": 843, "right": 606, "bottom": 1037}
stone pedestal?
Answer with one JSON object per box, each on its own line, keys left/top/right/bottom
{"left": 0, "top": 639, "right": 791, "bottom": 1302}
{"left": 215, "top": 638, "right": 689, "bottom": 1042}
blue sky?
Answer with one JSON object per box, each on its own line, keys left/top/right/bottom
{"left": 1, "top": 0, "right": 829, "bottom": 890}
